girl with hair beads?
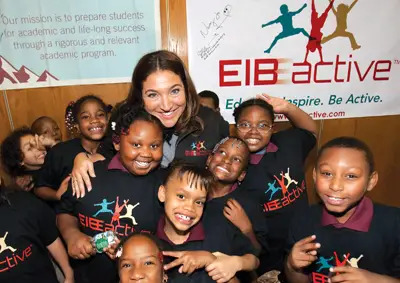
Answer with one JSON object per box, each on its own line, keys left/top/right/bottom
{"left": 285, "top": 137, "right": 400, "bottom": 283}
{"left": 233, "top": 95, "right": 317, "bottom": 276}
{"left": 0, "top": 182, "right": 74, "bottom": 282}
{"left": 117, "top": 232, "right": 168, "bottom": 283}
{"left": 56, "top": 105, "right": 164, "bottom": 283}
{"left": 34, "top": 94, "right": 110, "bottom": 202}
{"left": 1, "top": 127, "right": 49, "bottom": 191}
{"left": 71, "top": 50, "right": 229, "bottom": 198}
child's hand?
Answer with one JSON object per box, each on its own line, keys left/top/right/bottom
{"left": 67, "top": 231, "right": 95, "bottom": 260}
{"left": 330, "top": 266, "right": 392, "bottom": 283}
{"left": 103, "top": 237, "right": 121, "bottom": 260}
{"left": 287, "top": 235, "right": 320, "bottom": 271}
{"left": 56, "top": 175, "right": 71, "bottom": 200}
{"left": 15, "top": 175, "right": 34, "bottom": 191}
{"left": 163, "top": 250, "right": 216, "bottom": 274}
{"left": 256, "top": 93, "right": 291, "bottom": 114}
{"left": 38, "top": 134, "right": 57, "bottom": 148}
{"left": 206, "top": 252, "right": 241, "bottom": 283}
{"left": 71, "top": 153, "right": 96, "bottom": 198}
{"left": 223, "top": 199, "right": 252, "bottom": 234}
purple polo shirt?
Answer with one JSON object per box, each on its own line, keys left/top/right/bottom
{"left": 156, "top": 216, "right": 205, "bottom": 246}
{"left": 107, "top": 153, "right": 129, "bottom": 173}
{"left": 321, "top": 196, "right": 374, "bottom": 232}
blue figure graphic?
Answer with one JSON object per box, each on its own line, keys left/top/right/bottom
{"left": 316, "top": 256, "right": 334, "bottom": 272}
{"left": 191, "top": 142, "right": 197, "bottom": 150}
{"left": 93, "top": 199, "right": 115, "bottom": 217}
{"left": 262, "top": 3, "right": 310, "bottom": 53}
{"left": 265, "top": 180, "right": 282, "bottom": 200}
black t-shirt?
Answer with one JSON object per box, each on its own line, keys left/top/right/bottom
{"left": 206, "top": 188, "right": 269, "bottom": 254}
{"left": 239, "top": 128, "right": 316, "bottom": 271}
{"left": 56, "top": 160, "right": 163, "bottom": 283}
{"left": 286, "top": 203, "right": 400, "bottom": 282}
{"left": 36, "top": 138, "right": 87, "bottom": 190}
{"left": 0, "top": 190, "right": 59, "bottom": 282}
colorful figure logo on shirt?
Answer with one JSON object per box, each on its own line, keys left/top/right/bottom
{"left": 0, "top": 232, "right": 16, "bottom": 254}
{"left": 263, "top": 167, "right": 306, "bottom": 212}
{"left": 93, "top": 199, "right": 115, "bottom": 217}
{"left": 312, "top": 251, "right": 363, "bottom": 283}
{"left": 261, "top": 3, "right": 310, "bottom": 54}
{"left": 119, "top": 202, "right": 140, "bottom": 225}
{"left": 185, "top": 140, "right": 211, "bottom": 157}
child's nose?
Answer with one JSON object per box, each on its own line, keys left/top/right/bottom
{"left": 329, "top": 177, "right": 343, "bottom": 192}
{"left": 130, "top": 268, "right": 145, "bottom": 280}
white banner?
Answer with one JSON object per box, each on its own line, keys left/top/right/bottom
{"left": 187, "top": 0, "right": 400, "bottom": 122}
{"left": 0, "top": 0, "right": 161, "bottom": 90}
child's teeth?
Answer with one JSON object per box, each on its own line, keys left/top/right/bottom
{"left": 178, "top": 214, "right": 190, "bottom": 220}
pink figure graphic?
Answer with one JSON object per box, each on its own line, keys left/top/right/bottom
{"left": 0, "top": 60, "right": 17, "bottom": 84}
{"left": 304, "top": 0, "right": 335, "bottom": 62}
{"left": 110, "top": 197, "right": 129, "bottom": 226}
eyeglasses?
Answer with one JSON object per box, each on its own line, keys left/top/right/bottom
{"left": 236, "top": 122, "right": 273, "bottom": 133}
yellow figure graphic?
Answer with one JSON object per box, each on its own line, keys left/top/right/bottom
{"left": 321, "top": 0, "right": 361, "bottom": 50}
{"left": 0, "top": 232, "right": 17, "bottom": 254}
{"left": 346, "top": 254, "right": 363, "bottom": 268}
{"left": 119, "top": 202, "right": 140, "bottom": 225}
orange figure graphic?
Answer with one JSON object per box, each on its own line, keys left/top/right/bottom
{"left": 305, "top": 0, "right": 335, "bottom": 62}
{"left": 110, "top": 197, "right": 129, "bottom": 226}
{"left": 274, "top": 172, "right": 288, "bottom": 196}
{"left": 321, "top": 0, "right": 361, "bottom": 50}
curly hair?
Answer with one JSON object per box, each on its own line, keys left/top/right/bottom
{"left": 127, "top": 50, "right": 202, "bottom": 135}
{"left": 1, "top": 127, "right": 34, "bottom": 177}
{"left": 110, "top": 103, "right": 163, "bottom": 144}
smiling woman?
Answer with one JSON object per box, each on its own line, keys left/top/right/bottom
{"left": 71, "top": 50, "right": 229, "bottom": 196}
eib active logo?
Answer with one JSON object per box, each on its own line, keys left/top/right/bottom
{"left": 219, "top": 0, "right": 392, "bottom": 86}
{"left": 185, "top": 140, "right": 211, "bottom": 157}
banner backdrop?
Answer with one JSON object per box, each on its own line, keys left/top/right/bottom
{"left": 0, "top": 0, "right": 160, "bottom": 90}
{"left": 187, "top": 0, "right": 400, "bottom": 122}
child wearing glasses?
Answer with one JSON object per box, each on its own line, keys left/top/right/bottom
{"left": 233, "top": 94, "right": 317, "bottom": 278}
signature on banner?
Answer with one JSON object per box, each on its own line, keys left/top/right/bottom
{"left": 197, "top": 4, "right": 232, "bottom": 60}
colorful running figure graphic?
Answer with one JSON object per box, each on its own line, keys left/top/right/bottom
{"left": 274, "top": 172, "right": 289, "bottom": 196}
{"left": 119, "top": 202, "right": 140, "bottom": 225}
{"left": 93, "top": 199, "right": 115, "bottom": 217}
{"left": 261, "top": 3, "right": 310, "bottom": 54}
{"left": 0, "top": 232, "right": 17, "bottom": 254}
{"left": 321, "top": 0, "right": 361, "bottom": 50}
{"left": 316, "top": 256, "right": 333, "bottom": 272}
{"left": 110, "top": 197, "right": 129, "bottom": 226}
{"left": 304, "top": 0, "right": 335, "bottom": 62}
{"left": 265, "top": 180, "right": 282, "bottom": 201}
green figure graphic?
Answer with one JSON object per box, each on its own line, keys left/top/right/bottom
{"left": 262, "top": 3, "right": 310, "bottom": 54}
{"left": 321, "top": 0, "right": 361, "bottom": 50}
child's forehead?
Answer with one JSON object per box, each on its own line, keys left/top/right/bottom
{"left": 167, "top": 172, "right": 208, "bottom": 194}
{"left": 214, "top": 137, "right": 247, "bottom": 153}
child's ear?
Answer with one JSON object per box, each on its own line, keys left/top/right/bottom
{"left": 238, "top": 170, "right": 247, "bottom": 182}
{"left": 158, "top": 185, "right": 166, "bottom": 203}
{"left": 113, "top": 142, "right": 120, "bottom": 152}
{"left": 366, "top": 171, "right": 379, "bottom": 192}
{"left": 74, "top": 124, "right": 80, "bottom": 133}
{"left": 205, "top": 155, "right": 212, "bottom": 169}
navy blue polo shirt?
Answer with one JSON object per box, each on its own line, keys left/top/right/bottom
{"left": 56, "top": 154, "right": 162, "bottom": 283}
{"left": 286, "top": 197, "right": 400, "bottom": 282}
{"left": 239, "top": 128, "right": 316, "bottom": 272}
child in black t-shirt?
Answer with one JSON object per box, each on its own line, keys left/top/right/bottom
{"left": 158, "top": 162, "right": 259, "bottom": 282}
{"left": 117, "top": 232, "right": 167, "bottom": 283}
{"left": 285, "top": 137, "right": 400, "bottom": 283}
{"left": 56, "top": 107, "right": 164, "bottom": 283}
{"left": 0, "top": 127, "right": 52, "bottom": 191}
{"left": 35, "top": 95, "right": 110, "bottom": 202}
{"left": 233, "top": 95, "right": 317, "bottom": 274}
{"left": 205, "top": 136, "right": 268, "bottom": 255}
{"left": 0, "top": 184, "right": 73, "bottom": 282}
